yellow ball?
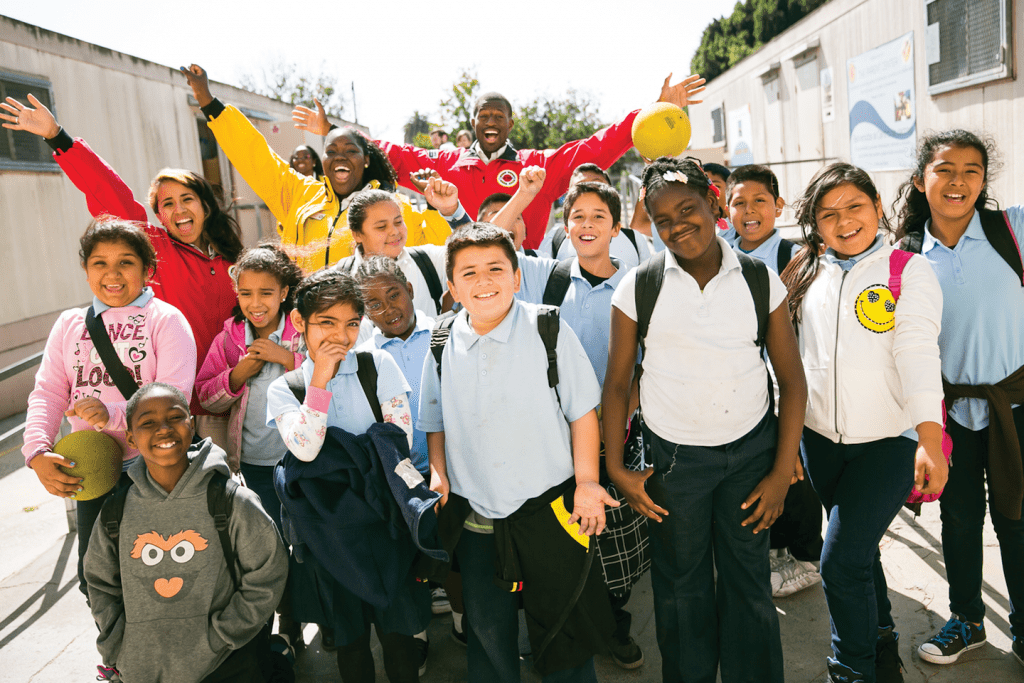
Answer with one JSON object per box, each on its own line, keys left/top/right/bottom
{"left": 631, "top": 102, "right": 691, "bottom": 160}
{"left": 54, "top": 430, "right": 124, "bottom": 501}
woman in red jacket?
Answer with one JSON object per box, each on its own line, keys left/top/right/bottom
{"left": 2, "top": 94, "right": 242, "bottom": 441}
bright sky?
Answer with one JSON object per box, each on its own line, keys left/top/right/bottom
{"left": 4, "top": 0, "right": 737, "bottom": 143}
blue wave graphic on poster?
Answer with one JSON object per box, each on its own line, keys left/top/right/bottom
{"left": 848, "top": 100, "right": 916, "bottom": 139}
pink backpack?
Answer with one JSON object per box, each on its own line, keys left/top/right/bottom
{"left": 888, "top": 249, "right": 953, "bottom": 507}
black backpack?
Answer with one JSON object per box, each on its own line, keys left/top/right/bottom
{"left": 337, "top": 247, "right": 445, "bottom": 313}
{"left": 776, "top": 238, "right": 797, "bottom": 276}
{"left": 551, "top": 227, "right": 640, "bottom": 260}
{"left": 100, "top": 470, "right": 240, "bottom": 588}
{"left": 281, "top": 352, "right": 383, "bottom": 423}
{"left": 430, "top": 307, "right": 561, "bottom": 402}
{"left": 898, "top": 208, "right": 1024, "bottom": 286}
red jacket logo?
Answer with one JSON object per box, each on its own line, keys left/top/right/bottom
{"left": 497, "top": 170, "right": 519, "bottom": 188}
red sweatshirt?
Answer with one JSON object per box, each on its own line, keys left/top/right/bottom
{"left": 377, "top": 111, "right": 638, "bottom": 249}
{"left": 52, "top": 136, "right": 237, "bottom": 415}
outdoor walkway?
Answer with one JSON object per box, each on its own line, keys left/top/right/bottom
{"left": 0, "top": 443, "right": 1020, "bottom": 682}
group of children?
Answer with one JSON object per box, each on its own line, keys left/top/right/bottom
{"left": 3, "top": 61, "right": 1022, "bottom": 683}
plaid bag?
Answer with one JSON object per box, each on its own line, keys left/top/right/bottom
{"left": 596, "top": 414, "right": 651, "bottom": 597}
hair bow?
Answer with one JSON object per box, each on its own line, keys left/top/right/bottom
{"left": 662, "top": 170, "right": 689, "bottom": 184}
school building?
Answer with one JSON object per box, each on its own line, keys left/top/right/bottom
{"left": 0, "top": 15, "right": 363, "bottom": 420}
{"left": 686, "top": 0, "right": 1021, "bottom": 228}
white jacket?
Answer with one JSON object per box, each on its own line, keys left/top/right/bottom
{"left": 799, "top": 244, "right": 944, "bottom": 444}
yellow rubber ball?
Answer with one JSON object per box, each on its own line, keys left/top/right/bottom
{"left": 631, "top": 102, "right": 691, "bottom": 160}
{"left": 54, "top": 430, "right": 124, "bottom": 501}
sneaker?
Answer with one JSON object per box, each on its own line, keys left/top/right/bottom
{"left": 918, "top": 615, "right": 986, "bottom": 664}
{"left": 277, "top": 616, "right": 305, "bottom": 655}
{"left": 1012, "top": 637, "right": 1023, "bottom": 667}
{"left": 826, "top": 659, "right": 865, "bottom": 683}
{"left": 415, "top": 636, "right": 429, "bottom": 677}
{"left": 875, "top": 627, "right": 904, "bottom": 683}
{"left": 451, "top": 614, "right": 468, "bottom": 647}
{"left": 96, "top": 664, "right": 121, "bottom": 682}
{"left": 771, "top": 548, "right": 822, "bottom": 597}
{"left": 431, "top": 586, "right": 451, "bottom": 615}
{"left": 610, "top": 635, "right": 644, "bottom": 670}
{"left": 320, "top": 625, "right": 337, "bottom": 652}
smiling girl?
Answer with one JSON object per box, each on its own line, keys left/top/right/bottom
{"left": 783, "top": 163, "right": 946, "bottom": 683}
{"left": 1, "top": 94, "right": 242, "bottom": 442}
{"left": 893, "top": 131, "right": 1024, "bottom": 669}
{"left": 21, "top": 220, "right": 196, "bottom": 643}
{"left": 179, "top": 64, "right": 450, "bottom": 274}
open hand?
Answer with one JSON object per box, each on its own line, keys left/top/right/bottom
{"left": 65, "top": 397, "right": 110, "bottom": 431}
{"left": 424, "top": 176, "right": 459, "bottom": 216}
{"left": 179, "top": 64, "right": 214, "bottom": 108}
{"left": 658, "top": 73, "right": 707, "bottom": 108}
{"left": 29, "top": 452, "right": 83, "bottom": 498}
{"left": 568, "top": 481, "right": 619, "bottom": 536}
{"left": 609, "top": 466, "right": 669, "bottom": 522}
{"left": 292, "top": 98, "right": 331, "bottom": 136}
{"left": 0, "top": 94, "right": 60, "bottom": 139}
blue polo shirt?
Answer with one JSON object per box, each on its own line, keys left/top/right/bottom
{"left": 266, "top": 349, "right": 410, "bottom": 435}
{"left": 516, "top": 253, "right": 559, "bottom": 304}
{"left": 727, "top": 229, "right": 800, "bottom": 274}
{"left": 418, "top": 300, "right": 601, "bottom": 519}
{"left": 356, "top": 313, "right": 434, "bottom": 474}
{"left": 920, "top": 206, "right": 1024, "bottom": 430}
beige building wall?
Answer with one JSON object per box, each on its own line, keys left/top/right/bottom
{"left": 687, "top": 0, "right": 1022, "bottom": 228}
{"left": 0, "top": 16, "right": 362, "bottom": 419}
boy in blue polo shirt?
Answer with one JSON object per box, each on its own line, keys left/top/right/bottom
{"left": 419, "top": 223, "right": 617, "bottom": 683}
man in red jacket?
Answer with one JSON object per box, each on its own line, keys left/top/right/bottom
{"left": 292, "top": 74, "right": 704, "bottom": 248}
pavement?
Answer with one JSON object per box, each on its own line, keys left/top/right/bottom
{"left": 0, "top": 441, "right": 1021, "bottom": 682}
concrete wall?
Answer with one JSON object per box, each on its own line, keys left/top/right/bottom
{"left": 687, "top": 0, "right": 1021, "bottom": 228}
{"left": 0, "top": 16, "right": 362, "bottom": 419}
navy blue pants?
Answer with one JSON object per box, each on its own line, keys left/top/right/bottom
{"left": 456, "top": 530, "right": 598, "bottom": 683}
{"left": 643, "top": 411, "right": 783, "bottom": 683}
{"left": 940, "top": 407, "right": 1024, "bottom": 639}
{"left": 801, "top": 429, "right": 915, "bottom": 681}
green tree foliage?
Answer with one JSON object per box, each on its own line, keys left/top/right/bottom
{"left": 439, "top": 68, "right": 480, "bottom": 136}
{"left": 238, "top": 59, "right": 345, "bottom": 117}
{"left": 691, "top": 0, "right": 831, "bottom": 82}
{"left": 404, "top": 111, "right": 435, "bottom": 145}
{"left": 509, "top": 90, "right": 603, "bottom": 151}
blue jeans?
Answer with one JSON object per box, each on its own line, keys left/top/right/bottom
{"left": 77, "top": 469, "right": 134, "bottom": 597}
{"left": 456, "top": 530, "right": 597, "bottom": 683}
{"left": 801, "top": 429, "right": 915, "bottom": 681}
{"left": 643, "top": 411, "right": 783, "bottom": 683}
{"left": 940, "top": 407, "right": 1024, "bottom": 639}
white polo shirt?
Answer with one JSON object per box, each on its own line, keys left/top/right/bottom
{"left": 611, "top": 236, "right": 787, "bottom": 447}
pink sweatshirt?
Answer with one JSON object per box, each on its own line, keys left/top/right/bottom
{"left": 22, "top": 297, "right": 197, "bottom": 466}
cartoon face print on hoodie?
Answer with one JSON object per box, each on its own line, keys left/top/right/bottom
{"left": 130, "top": 528, "right": 211, "bottom": 602}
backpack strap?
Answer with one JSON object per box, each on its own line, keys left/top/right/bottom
{"left": 736, "top": 252, "right": 770, "bottom": 348}
{"left": 979, "top": 208, "right": 1024, "bottom": 286}
{"left": 888, "top": 249, "right": 915, "bottom": 302}
{"left": 430, "top": 312, "right": 459, "bottom": 380}
{"left": 355, "top": 351, "right": 385, "bottom": 423}
{"left": 634, "top": 251, "right": 666, "bottom": 355}
{"left": 85, "top": 306, "right": 140, "bottom": 401}
{"left": 776, "top": 238, "right": 796, "bottom": 276}
{"left": 283, "top": 368, "right": 306, "bottom": 404}
{"left": 336, "top": 255, "right": 357, "bottom": 274}
{"left": 551, "top": 229, "right": 567, "bottom": 259}
{"left": 535, "top": 305, "right": 561, "bottom": 390}
{"left": 100, "top": 482, "right": 133, "bottom": 556}
{"left": 541, "top": 259, "right": 574, "bottom": 306}
{"left": 407, "top": 247, "right": 444, "bottom": 313}
{"left": 207, "top": 471, "right": 239, "bottom": 590}
{"left": 621, "top": 228, "right": 640, "bottom": 257}
{"left": 523, "top": 248, "right": 537, "bottom": 257}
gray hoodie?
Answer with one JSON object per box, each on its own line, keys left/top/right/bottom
{"left": 84, "top": 439, "right": 288, "bottom": 682}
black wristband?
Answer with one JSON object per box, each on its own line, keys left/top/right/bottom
{"left": 44, "top": 128, "right": 74, "bottom": 154}
{"left": 201, "top": 98, "right": 226, "bottom": 121}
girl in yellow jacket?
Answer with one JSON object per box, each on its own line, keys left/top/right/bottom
{"left": 181, "top": 64, "right": 450, "bottom": 274}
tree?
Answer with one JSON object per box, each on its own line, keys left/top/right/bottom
{"left": 403, "top": 111, "right": 434, "bottom": 146}
{"left": 509, "top": 89, "right": 604, "bottom": 151}
{"left": 691, "top": 0, "right": 831, "bottom": 82}
{"left": 238, "top": 59, "right": 345, "bottom": 117}
{"left": 439, "top": 68, "right": 480, "bottom": 136}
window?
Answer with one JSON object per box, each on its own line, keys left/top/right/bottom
{"left": 710, "top": 105, "right": 726, "bottom": 146}
{"left": 924, "top": 0, "right": 1012, "bottom": 95}
{"left": 0, "top": 71, "right": 59, "bottom": 171}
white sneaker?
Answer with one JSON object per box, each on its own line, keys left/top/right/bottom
{"left": 431, "top": 587, "right": 451, "bottom": 615}
{"left": 770, "top": 548, "right": 821, "bottom": 597}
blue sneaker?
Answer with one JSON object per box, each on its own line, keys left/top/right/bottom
{"left": 918, "top": 614, "right": 986, "bottom": 664}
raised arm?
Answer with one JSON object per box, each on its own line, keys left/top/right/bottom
{"left": 1, "top": 95, "right": 149, "bottom": 223}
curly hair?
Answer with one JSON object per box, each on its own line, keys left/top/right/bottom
{"left": 327, "top": 127, "right": 399, "bottom": 193}
{"left": 79, "top": 218, "right": 158, "bottom": 277}
{"left": 293, "top": 267, "right": 364, "bottom": 319}
{"left": 893, "top": 129, "right": 999, "bottom": 242}
{"left": 229, "top": 242, "right": 304, "bottom": 322}
{"left": 355, "top": 255, "right": 409, "bottom": 290}
{"left": 126, "top": 382, "right": 190, "bottom": 430}
{"left": 147, "top": 169, "right": 244, "bottom": 262}
{"left": 781, "top": 163, "right": 888, "bottom": 325}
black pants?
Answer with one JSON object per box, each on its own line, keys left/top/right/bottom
{"left": 200, "top": 639, "right": 263, "bottom": 683}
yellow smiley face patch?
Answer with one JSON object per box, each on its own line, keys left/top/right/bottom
{"left": 855, "top": 285, "right": 896, "bottom": 333}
